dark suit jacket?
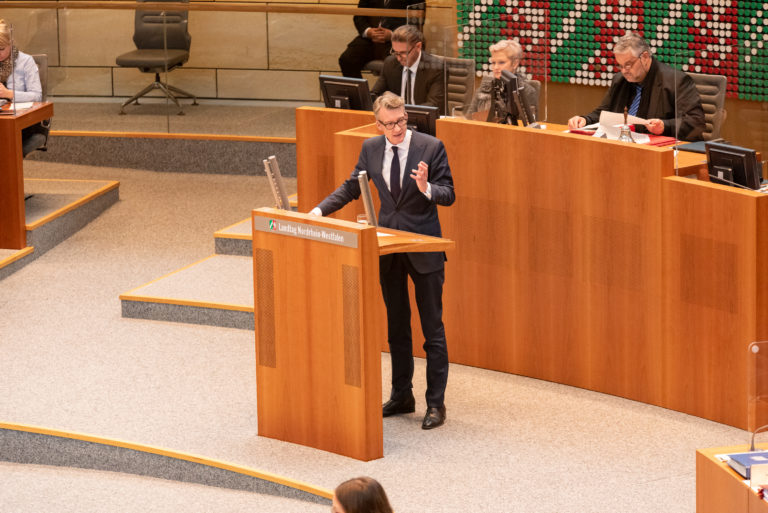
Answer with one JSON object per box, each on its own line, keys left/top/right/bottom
{"left": 372, "top": 51, "right": 446, "bottom": 116}
{"left": 353, "top": 0, "right": 421, "bottom": 34}
{"left": 317, "top": 130, "right": 455, "bottom": 274}
{"left": 583, "top": 58, "right": 705, "bottom": 141}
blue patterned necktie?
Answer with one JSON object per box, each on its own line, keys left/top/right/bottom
{"left": 390, "top": 146, "right": 401, "bottom": 200}
{"left": 628, "top": 84, "right": 642, "bottom": 116}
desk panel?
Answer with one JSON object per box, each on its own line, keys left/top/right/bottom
{"left": 438, "top": 119, "right": 671, "bottom": 404}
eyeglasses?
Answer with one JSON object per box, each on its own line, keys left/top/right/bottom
{"left": 617, "top": 57, "right": 639, "bottom": 71}
{"left": 377, "top": 116, "right": 408, "bottom": 130}
{"left": 617, "top": 52, "right": 647, "bottom": 71}
{"left": 390, "top": 46, "right": 414, "bottom": 58}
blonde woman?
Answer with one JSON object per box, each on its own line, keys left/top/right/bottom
{"left": 465, "top": 39, "right": 537, "bottom": 120}
{"left": 0, "top": 19, "right": 42, "bottom": 103}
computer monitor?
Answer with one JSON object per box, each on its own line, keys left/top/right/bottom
{"left": 319, "top": 75, "right": 373, "bottom": 111}
{"left": 487, "top": 70, "right": 537, "bottom": 127}
{"left": 706, "top": 142, "right": 762, "bottom": 190}
{"left": 404, "top": 104, "right": 438, "bottom": 136}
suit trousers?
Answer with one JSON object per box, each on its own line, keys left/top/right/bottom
{"left": 339, "top": 36, "right": 389, "bottom": 78}
{"left": 379, "top": 252, "right": 448, "bottom": 408}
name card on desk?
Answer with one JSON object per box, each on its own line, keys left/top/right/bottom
{"left": 253, "top": 216, "right": 358, "bottom": 248}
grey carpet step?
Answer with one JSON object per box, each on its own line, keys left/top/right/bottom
{"left": 0, "top": 424, "right": 331, "bottom": 510}
{"left": 0, "top": 179, "right": 119, "bottom": 281}
{"left": 120, "top": 254, "right": 254, "bottom": 330}
{"left": 214, "top": 218, "right": 253, "bottom": 256}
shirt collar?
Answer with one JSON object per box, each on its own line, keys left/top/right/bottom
{"left": 404, "top": 50, "right": 422, "bottom": 74}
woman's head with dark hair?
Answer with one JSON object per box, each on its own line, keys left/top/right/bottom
{"left": 332, "top": 477, "right": 393, "bottom": 513}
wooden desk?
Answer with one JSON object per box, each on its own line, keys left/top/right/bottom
{"left": 0, "top": 102, "right": 54, "bottom": 249}
{"left": 697, "top": 446, "right": 768, "bottom": 513}
{"left": 296, "top": 110, "right": 765, "bottom": 429}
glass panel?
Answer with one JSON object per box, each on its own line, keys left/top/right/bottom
{"left": 673, "top": 39, "right": 767, "bottom": 181}
{"left": 738, "top": 40, "right": 768, "bottom": 157}
{"left": 749, "top": 342, "right": 768, "bottom": 447}
{"left": 451, "top": 7, "right": 548, "bottom": 124}
{"left": 2, "top": 21, "right": 18, "bottom": 115}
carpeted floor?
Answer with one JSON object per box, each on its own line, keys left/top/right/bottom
{"left": 0, "top": 159, "right": 750, "bottom": 512}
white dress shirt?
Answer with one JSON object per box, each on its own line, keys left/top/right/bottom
{"left": 385, "top": 129, "right": 431, "bottom": 199}
{"left": 400, "top": 51, "right": 421, "bottom": 105}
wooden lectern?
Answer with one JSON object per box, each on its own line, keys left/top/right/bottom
{"left": 251, "top": 208, "right": 454, "bottom": 460}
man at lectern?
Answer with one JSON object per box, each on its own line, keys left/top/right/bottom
{"left": 310, "top": 91, "right": 455, "bottom": 430}
{"left": 567, "top": 31, "right": 705, "bottom": 141}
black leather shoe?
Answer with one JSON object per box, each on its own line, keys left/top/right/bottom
{"left": 421, "top": 405, "right": 446, "bottom": 430}
{"left": 382, "top": 395, "right": 415, "bottom": 417}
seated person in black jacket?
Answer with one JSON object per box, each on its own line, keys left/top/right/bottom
{"left": 338, "top": 0, "right": 421, "bottom": 78}
{"left": 371, "top": 24, "right": 445, "bottom": 116}
{"left": 567, "top": 31, "right": 705, "bottom": 141}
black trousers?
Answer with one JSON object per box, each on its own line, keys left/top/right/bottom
{"left": 339, "top": 36, "right": 389, "bottom": 78}
{"left": 379, "top": 253, "right": 448, "bottom": 408}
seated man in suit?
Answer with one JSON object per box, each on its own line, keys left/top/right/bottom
{"left": 371, "top": 24, "right": 445, "bottom": 116}
{"left": 338, "top": 0, "right": 422, "bottom": 79}
{"left": 310, "top": 92, "right": 455, "bottom": 430}
{"left": 567, "top": 31, "right": 705, "bottom": 141}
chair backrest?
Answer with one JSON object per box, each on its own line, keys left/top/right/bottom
{"left": 134, "top": 0, "right": 191, "bottom": 51}
{"left": 31, "top": 54, "right": 48, "bottom": 100}
{"left": 528, "top": 79, "right": 541, "bottom": 114}
{"left": 443, "top": 57, "right": 475, "bottom": 117}
{"left": 687, "top": 72, "right": 727, "bottom": 140}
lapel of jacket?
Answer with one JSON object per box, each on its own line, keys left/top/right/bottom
{"left": 368, "top": 135, "right": 389, "bottom": 201}
{"left": 649, "top": 59, "right": 665, "bottom": 114}
{"left": 414, "top": 53, "right": 428, "bottom": 103}
{"left": 391, "top": 60, "right": 405, "bottom": 96}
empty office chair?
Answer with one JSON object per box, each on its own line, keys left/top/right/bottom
{"left": 362, "top": 59, "right": 385, "bottom": 76}
{"left": 116, "top": 0, "right": 197, "bottom": 115}
{"left": 22, "top": 53, "right": 51, "bottom": 157}
{"left": 688, "top": 72, "right": 727, "bottom": 140}
{"left": 443, "top": 56, "right": 474, "bottom": 117}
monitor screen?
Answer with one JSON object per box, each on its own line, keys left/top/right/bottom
{"left": 487, "top": 70, "right": 537, "bottom": 127}
{"left": 319, "top": 75, "right": 373, "bottom": 111}
{"left": 404, "top": 104, "right": 438, "bottom": 137}
{"left": 706, "top": 142, "right": 762, "bottom": 190}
